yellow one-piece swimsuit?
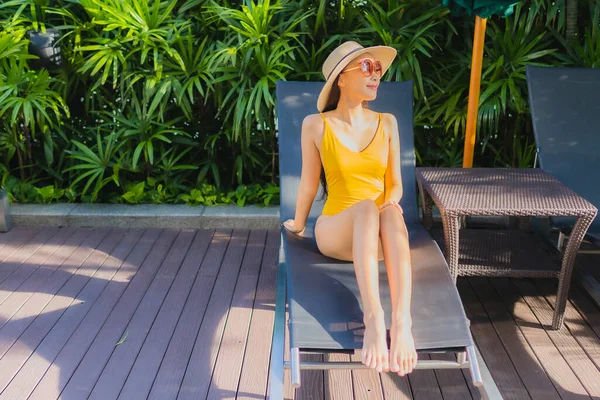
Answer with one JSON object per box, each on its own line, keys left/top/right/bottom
{"left": 320, "top": 112, "right": 389, "bottom": 216}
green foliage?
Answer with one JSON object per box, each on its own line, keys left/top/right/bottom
{"left": 1, "top": 0, "right": 599, "bottom": 205}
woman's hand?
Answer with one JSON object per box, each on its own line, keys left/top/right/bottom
{"left": 283, "top": 219, "right": 305, "bottom": 236}
{"left": 379, "top": 200, "right": 403, "bottom": 214}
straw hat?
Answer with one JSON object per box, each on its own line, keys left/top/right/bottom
{"left": 317, "top": 41, "right": 397, "bottom": 112}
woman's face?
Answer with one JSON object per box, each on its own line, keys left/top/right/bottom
{"left": 338, "top": 52, "right": 382, "bottom": 102}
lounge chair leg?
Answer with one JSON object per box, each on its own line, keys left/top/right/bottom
{"left": 466, "top": 345, "right": 482, "bottom": 387}
{"left": 557, "top": 231, "right": 566, "bottom": 250}
{"left": 268, "top": 251, "right": 288, "bottom": 400}
{"left": 290, "top": 347, "right": 301, "bottom": 388}
{"left": 468, "top": 344, "right": 503, "bottom": 400}
{"left": 457, "top": 351, "right": 466, "bottom": 364}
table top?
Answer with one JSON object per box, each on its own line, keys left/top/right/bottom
{"left": 415, "top": 168, "right": 598, "bottom": 217}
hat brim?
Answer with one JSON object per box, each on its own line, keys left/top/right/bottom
{"left": 316, "top": 46, "right": 397, "bottom": 112}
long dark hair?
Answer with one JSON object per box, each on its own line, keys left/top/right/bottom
{"left": 318, "top": 76, "right": 341, "bottom": 200}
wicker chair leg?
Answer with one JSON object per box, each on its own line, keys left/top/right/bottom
{"left": 418, "top": 181, "right": 434, "bottom": 230}
{"left": 553, "top": 214, "right": 595, "bottom": 329}
{"left": 441, "top": 212, "right": 461, "bottom": 283}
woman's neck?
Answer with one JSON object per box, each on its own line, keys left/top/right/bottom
{"left": 334, "top": 95, "right": 365, "bottom": 127}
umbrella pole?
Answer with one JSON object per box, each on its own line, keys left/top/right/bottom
{"left": 462, "top": 16, "right": 487, "bottom": 168}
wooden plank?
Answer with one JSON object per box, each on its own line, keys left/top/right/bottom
{"left": 429, "top": 353, "right": 472, "bottom": 400}
{"left": 489, "top": 277, "right": 591, "bottom": 399}
{"left": 0, "top": 227, "right": 96, "bottom": 329}
{"left": 468, "top": 277, "right": 560, "bottom": 400}
{"left": 146, "top": 229, "right": 231, "bottom": 400}
{"left": 407, "top": 354, "right": 442, "bottom": 400}
{"left": 511, "top": 278, "right": 600, "bottom": 397}
{"left": 566, "top": 280, "right": 600, "bottom": 339}
{"left": 0, "top": 227, "right": 41, "bottom": 262}
{"left": 25, "top": 228, "right": 163, "bottom": 400}
{"left": 237, "top": 229, "right": 280, "bottom": 400}
{"left": 176, "top": 229, "right": 250, "bottom": 400}
{"left": 0, "top": 227, "right": 37, "bottom": 247}
{"left": 200, "top": 229, "right": 235, "bottom": 277}
{"left": 206, "top": 230, "right": 267, "bottom": 400}
{"left": 350, "top": 350, "right": 384, "bottom": 399}
{"left": 0, "top": 228, "right": 145, "bottom": 399}
{"left": 380, "top": 367, "right": 412, "bottom": 400}
{"left": 533, "top": 279, "right": 600, "bottom": 367}
{"left": 116, "top": 229, "right": 215, "bottom": 400}
{"left": 295, "top": 353, "right": 324, "bottom": 400}
{"left": 324, "top": 353, "right": 354, "bottom": 400}
{"left": 55, "top": 228, "right": 181, "bottom": 400}
{"left": 0, "top": 227, "right": 124, "bottom": 393}
{"left": 0, "top": 228, "right": 110, "bottom": 358}
{"left": 86, "top": 229, "right": 197, "bottom": 400}
{"left": 456, "top": 278, "right": 531, "bottom": 400}
{"left": 0, "top": 227, "right": 61, "bottom": 286}
{"left": 0, "top": 228, "right": 77, "bottom": 304}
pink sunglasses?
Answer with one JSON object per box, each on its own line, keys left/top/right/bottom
{"left": 342, "top": 59, "right": 383, "bottom": 77}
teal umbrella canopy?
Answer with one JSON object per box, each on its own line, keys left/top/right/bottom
{"left": 442, "top": 0, "right": 520, "bottom": 18}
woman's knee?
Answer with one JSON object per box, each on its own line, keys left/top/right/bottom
{"left": 379, "top": 206, "right": 408, "bottom": 232}
{"left": 353, "top": 200, "right": 380, "bottom": 231}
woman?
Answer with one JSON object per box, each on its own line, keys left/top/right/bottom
{"left": 283, "top": 41, "right": 417, "bottom": 377}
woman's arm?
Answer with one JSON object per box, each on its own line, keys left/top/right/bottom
{"left": 289, "top": 114, "right": 323, "bottom": 232}
{"left": 384, "top": 113, "right": 403, "bottom": 203}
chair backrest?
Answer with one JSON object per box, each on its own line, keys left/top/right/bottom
{"left": 526, "top": 65, "right": 600, "bottom": 230}
{"left": 276, "top": 81, "right": 419, "bottom": 229}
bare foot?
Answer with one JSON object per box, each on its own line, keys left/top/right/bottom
{"left": 361, "top": 313, "right": 389, "bottom": 373}
{"left": 389, "top": 321, "right": 418, "bottom": 376}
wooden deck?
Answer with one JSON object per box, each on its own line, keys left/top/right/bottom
{"left": 0, "top": 226, "right": 598, "bottom": 400}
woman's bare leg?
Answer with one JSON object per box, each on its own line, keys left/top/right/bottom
{"left": 379, "top": 206, "right": 418, "bottom": 376}
{"left": 315, "top": 200, "right": 388, "bottom": 372}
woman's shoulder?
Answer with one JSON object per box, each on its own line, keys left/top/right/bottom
{"left": 302, "top": 113, "right": 325, "bottom": 135}
{"left": 378, "top": 112, "right": 397, "bottom": 124}
{"left": 379, "top": 112, "right": 399, "bottom": 132}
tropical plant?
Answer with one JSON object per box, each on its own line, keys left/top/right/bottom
{"left": 0, "top": 53, "right": 69, "bottom": 179}
{"left": 205, "top": 0, "right": 313, "bottom": 183}
{"left": 1, "top": 0, "right": 599, "bottom": 205}
{"left": 62, "top": 129, "right": 124, "bottom": 202}
{"left": 555, "top": 0, "right": 600, "bottom": 67}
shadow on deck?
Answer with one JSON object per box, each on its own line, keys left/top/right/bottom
{"left": 0, "top": 226, "right": 598, "bottom": 399}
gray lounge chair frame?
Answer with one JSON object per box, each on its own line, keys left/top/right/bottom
{"left": 269, "top": 81, "right": 501, "bottom": 399}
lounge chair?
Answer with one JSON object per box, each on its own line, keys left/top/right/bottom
{"left": 527, "top": 65, "right": 600, "bottom": 246}
{"left": 269, "top": 80, "right": 501, "bottom": 399}
{"left": 526, "top": 65, "right": 600, "bottom": 306}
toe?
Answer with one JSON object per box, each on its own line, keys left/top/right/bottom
{"left": 399, "top": 355, "right": 408, "bottom": 375}
{"left": 390, "top": 355, "right": 400, "bottom": 372}
{"left": 382, "top": 355, "right": 390, "bottom": 372}
{"left": 403, "top": 357, "right": 411, "bottom": 374}
{"left": 362, "top": 351, "right": 371, "bottom": 366}
{"left": 370, "top": 354, "right": 378, "bottom": 369}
